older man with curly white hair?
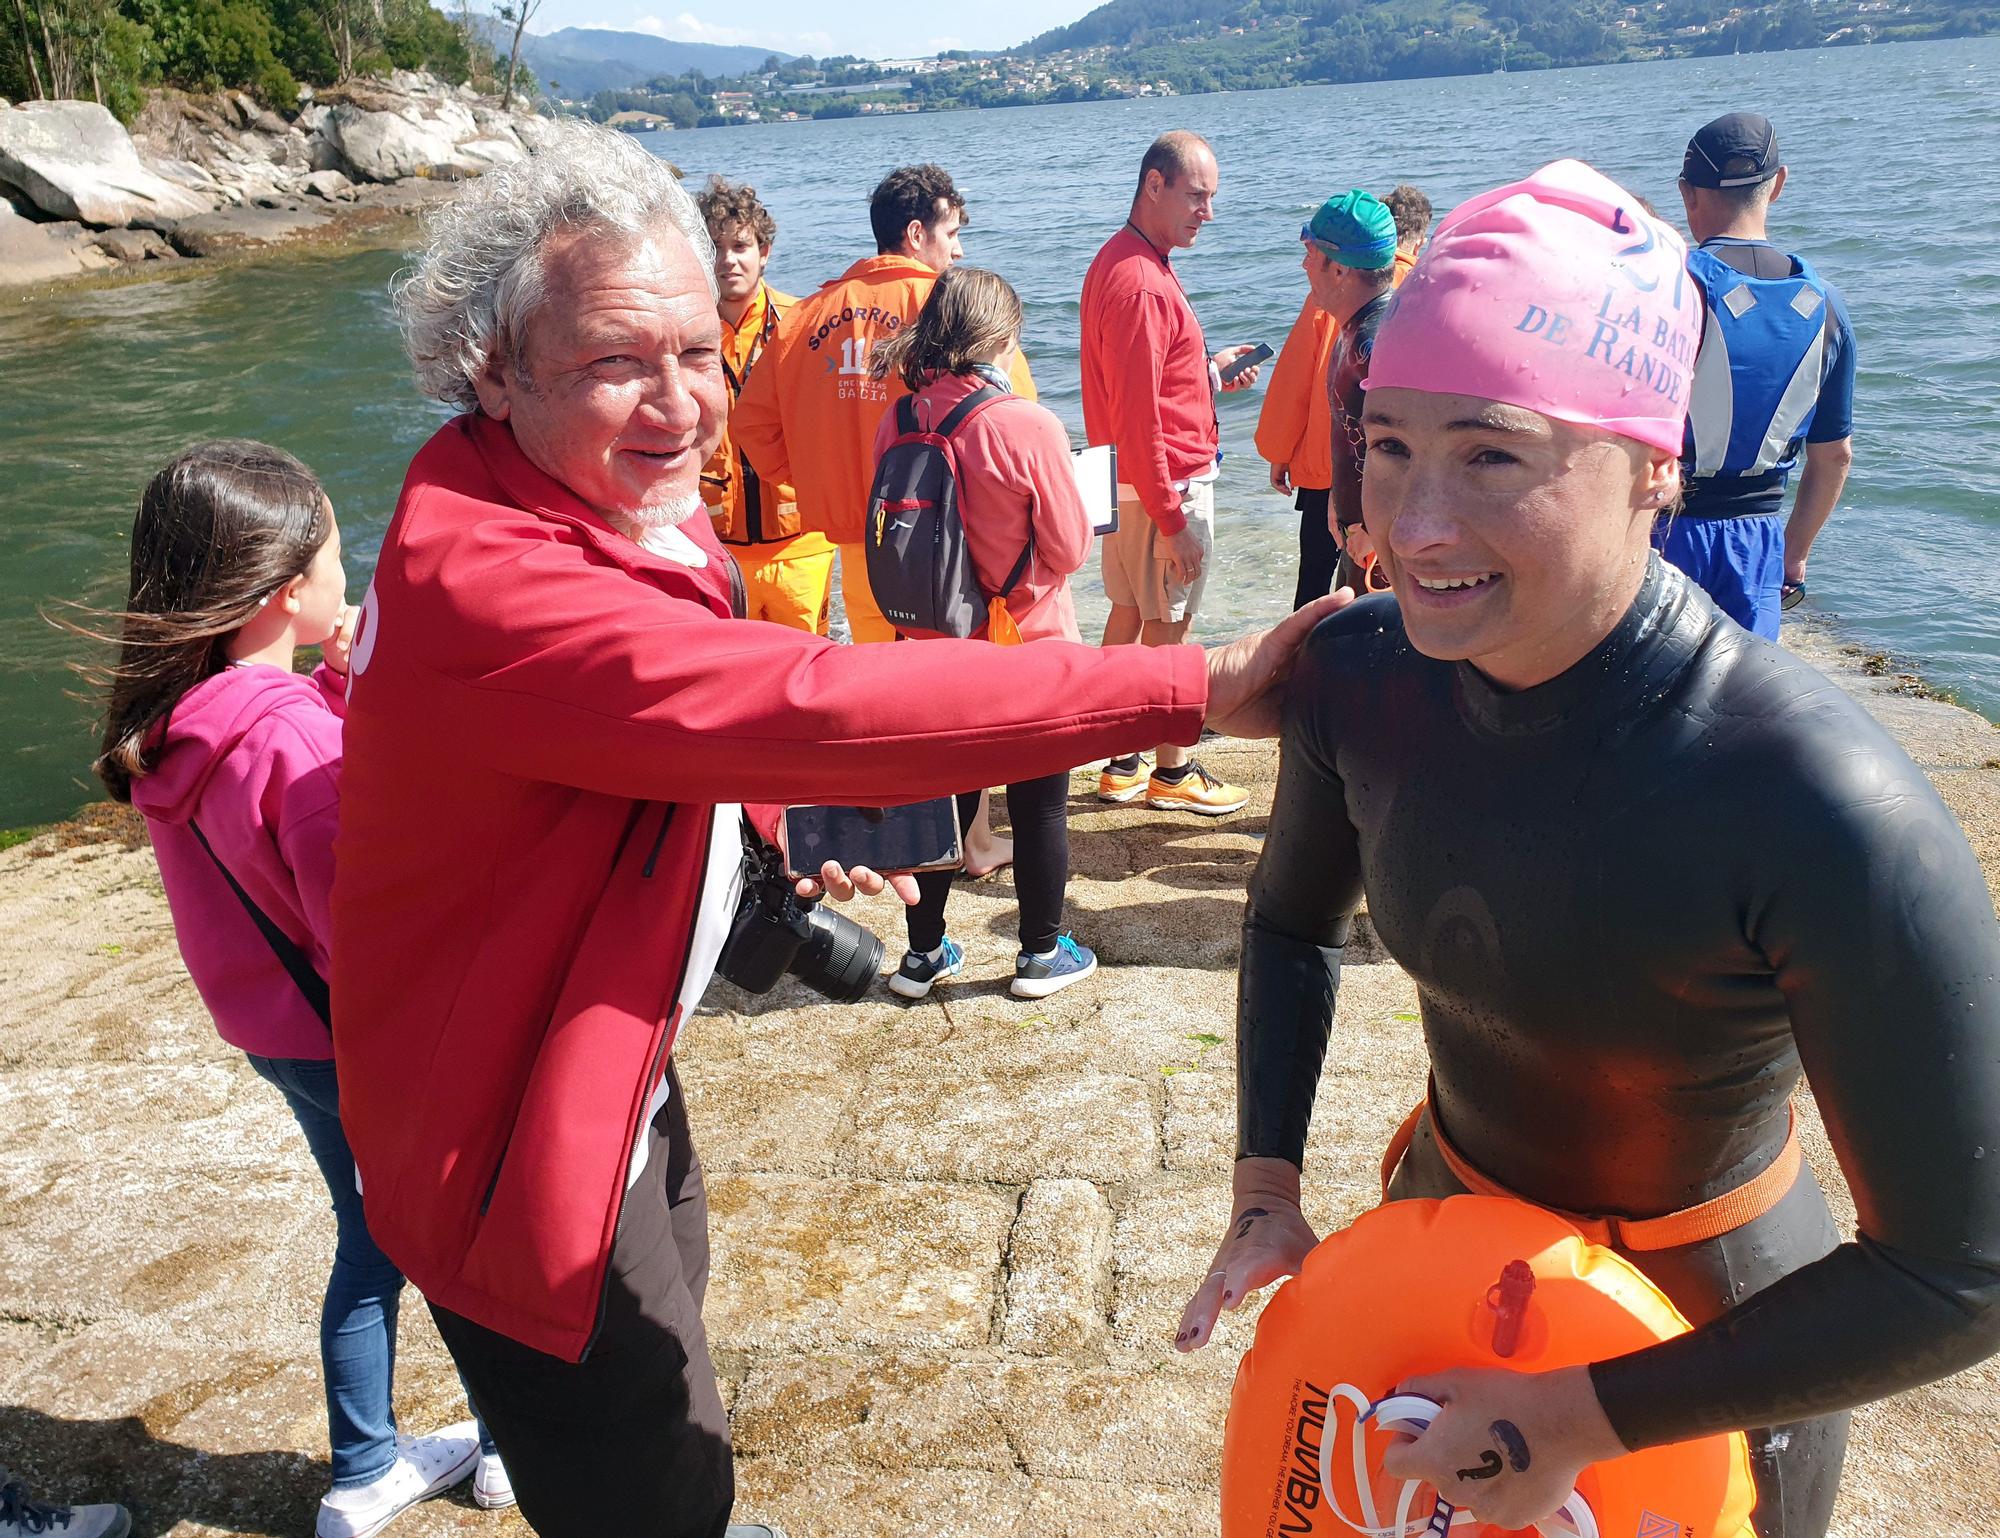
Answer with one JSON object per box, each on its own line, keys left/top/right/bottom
{"left": 328, "top": 121, "right": 1344, "bottom": 1538}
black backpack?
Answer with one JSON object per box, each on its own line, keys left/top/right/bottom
{"left": 864, "top": 385, "right": 1033, "bottom": 641}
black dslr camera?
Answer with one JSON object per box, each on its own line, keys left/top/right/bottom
{"left": 716, "top": 835, "right": 883, "bottom": 1002}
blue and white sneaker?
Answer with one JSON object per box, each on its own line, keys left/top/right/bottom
{"left": 889, "top": 937, "right": 965, "bottom": 999}
{"left": 1011, "top": 934, "right": 1098, "bottom": 999}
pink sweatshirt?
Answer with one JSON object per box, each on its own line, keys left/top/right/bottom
{"left": 131, "top": 662, "right": 347, "bottom": 1060}
{"left": 872, "top": 370, "right": 1095, "bottom": 644}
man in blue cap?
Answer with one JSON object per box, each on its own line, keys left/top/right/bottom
{"left": 1302, "top": 188, "right": 1401, "bottom": 595}
{"left": 1669, "top": 111, "right": 1857, "bottom": 639}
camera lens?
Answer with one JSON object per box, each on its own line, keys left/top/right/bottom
{"left": 792, "top": 904, "right": 886, "bottom": 1003}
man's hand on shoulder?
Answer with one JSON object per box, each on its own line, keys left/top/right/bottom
{"left": 1203, "top": 590, "right": 1353, "bottom": 739}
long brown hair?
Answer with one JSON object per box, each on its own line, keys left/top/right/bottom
{"left": 871, "top": 267, "right": 1022, "bottom": 393}
{"left": 80, "top": 440, "right": 331, "bottom": 802}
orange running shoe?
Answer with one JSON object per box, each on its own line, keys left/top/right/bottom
{"left": 1146, "top": 761, "right": 1250, "bottom": 816}
{"left": 1096, "top": 753, "right": 1153, "bottom": 803}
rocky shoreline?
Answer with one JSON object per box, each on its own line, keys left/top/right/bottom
{"left": 0, "top": 71, "right": 564, "bottom": 290}
{"left": 1, "top": 615, "right": 1995, "bottom": 1536}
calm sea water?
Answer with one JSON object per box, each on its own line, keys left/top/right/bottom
{"left": 4, "top": 39, "right": 1997, "bottom": 826}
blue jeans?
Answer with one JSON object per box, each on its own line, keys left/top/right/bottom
{"left": 247, "top": 1054, "right": 497, "bottom": 1487}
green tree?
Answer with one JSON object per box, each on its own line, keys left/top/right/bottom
{"left": 138, "top": 0, "right": 298, "bottom": 104}
{"left": 11, "top": 0, "right": 150, "bottom": 105}
{"left": 493, "top": 0, "right": 540, "bottom": 107}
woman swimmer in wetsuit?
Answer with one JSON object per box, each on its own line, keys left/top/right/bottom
{"left": 1174, "top": 160, "right": 2000, "bottom": 1537}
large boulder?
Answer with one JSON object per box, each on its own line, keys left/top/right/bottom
{"left": 0, "top": 198, "right": 118, "bottom": 284}
{"left": 167, "top": 202, "right": 330, "bottom": 258}
{"left": 512, "top": 114, "right": 562, "bottom": 153}
{"left": 93, "top": 225, "right": 176, "bottom": 262}
{"left": 451, "top": 136, "right": 525, "bottom": 170}
{"left": 0, "top": 101, "right": 212, "bottom": 228}
{"left": 298, "top": 168, "right": 355, "bottom": 201}
{"left": 322, "top": 102, "right": 457, "bottom": 182}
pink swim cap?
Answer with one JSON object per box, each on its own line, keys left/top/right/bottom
{"left": 1363, "top": 159, "right": 1700, "bottom": 454}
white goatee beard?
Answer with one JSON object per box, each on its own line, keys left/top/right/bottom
{"left": 621, "top": 491, "right": 704, "bottom": 531}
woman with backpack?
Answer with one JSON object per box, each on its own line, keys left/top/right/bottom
{"left": 85, "top": 441, "right": 505, "bottom": 1538}
{"left": 867, "top": 268, "right": 1100, "bottom": 1000}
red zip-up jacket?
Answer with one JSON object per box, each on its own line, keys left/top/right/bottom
{"left": 332, "top": 415, "right": 1205, "bottom": 1360}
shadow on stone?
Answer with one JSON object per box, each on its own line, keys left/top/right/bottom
{"left": 0, "top": 1403, "right": 328, "bottom": 1537}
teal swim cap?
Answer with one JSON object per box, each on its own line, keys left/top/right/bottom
{"left": 1303, "top": 190, "right": 1398, "bottom": 270}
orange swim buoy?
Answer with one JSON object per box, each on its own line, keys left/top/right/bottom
{"left": 1221, "top": 1196, "right": 1757, "bottom": 1538}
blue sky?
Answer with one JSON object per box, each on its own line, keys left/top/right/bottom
{"left": 520, "top": 0, "right": 1087, "bottom": 61}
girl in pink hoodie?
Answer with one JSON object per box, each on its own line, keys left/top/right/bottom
{"left": 868, "top": 270, "right": 1101, "bottom": 1001}
{"left": 90, "top": 441, "right": 503, "bottom": 1538}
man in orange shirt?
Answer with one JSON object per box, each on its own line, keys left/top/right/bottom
{"left": 732, "top": 163, "right": 1034, "bottom": 645}
{"left": 696, "top": 177, "right": 835, "bottom": 633}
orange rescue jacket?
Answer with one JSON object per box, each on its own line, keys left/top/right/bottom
{"left": 731, "top": 254, "right": 1036, "bottom": 546}
{"left": 703, "top": 282, "right": 815, "bottom": 546}
{"left": 1255, "top": 298, "right": 1339, "bottom": 493}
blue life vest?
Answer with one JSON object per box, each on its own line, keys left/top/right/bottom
{"left": 1683, "top": 246, "right": 1834, "bottom": 485}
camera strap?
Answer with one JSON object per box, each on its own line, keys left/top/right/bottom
{"left": 188, "top": 817, "right": 333, "bottom": 1031}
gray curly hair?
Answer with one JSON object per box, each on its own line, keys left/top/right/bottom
{"left": 394, "top": 121, "right": 716, "bottom": 413}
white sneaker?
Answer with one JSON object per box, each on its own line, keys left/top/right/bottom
{"left": 472, "top": 1452, "right": 514, "bottom": 1511}
{"left": 0, "top": 1472, "right": 130, "bottom": 1538}
{"left": 316, "top": 1422, "right": 479, "bottom": 1538}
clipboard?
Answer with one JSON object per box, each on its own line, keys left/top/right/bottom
{"left": 1072, "top": 444, "right": 1119, "bottom": 536}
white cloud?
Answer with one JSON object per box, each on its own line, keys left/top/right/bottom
{"left": 608, "top": 9, "right": 828, "bottom": 51}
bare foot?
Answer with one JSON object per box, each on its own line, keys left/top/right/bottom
{"left": 964, "top": 790, "right": 1014, "bottom": 879}
{"left": 965, "top": 833, "right": 1014, "bottom": 880}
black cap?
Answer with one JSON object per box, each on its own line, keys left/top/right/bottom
{"left": 1682, "top": 112, "right": 1780, "bottom": 189}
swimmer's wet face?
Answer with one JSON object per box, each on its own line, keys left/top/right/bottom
{"left": 1362, "top": 386, "right": 1675, "bottom": 690}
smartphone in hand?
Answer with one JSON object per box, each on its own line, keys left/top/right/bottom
{"left": 1218, "top": 342, "right": 1274, "bottom": 386}
{"left": 781, "top": 799, "right": 964, "bottom": 882}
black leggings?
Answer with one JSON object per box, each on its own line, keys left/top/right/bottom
{"left": 1388, "top": 1112, "right": 1849, "bottom": 1538}
{"left": 907, "top": 772, "right": 1071, "bottom": 956}
{"left": 1292, "top": 487, "right": 1339, "bottom": 611}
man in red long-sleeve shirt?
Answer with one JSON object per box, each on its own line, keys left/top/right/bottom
{"left": 1081, "top": 131, "right": 1264, "bottom": 816}
{"left": 340, "top": 122, "right": 1341, "bottom": 1538}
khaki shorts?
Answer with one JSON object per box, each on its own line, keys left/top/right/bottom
{"left": 1101, "top": 477, "right": 1215, "bottom": 625}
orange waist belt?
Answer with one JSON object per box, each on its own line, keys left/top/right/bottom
{"left": 1380, "top": 1096, "right": 1803, "bottom": 1252}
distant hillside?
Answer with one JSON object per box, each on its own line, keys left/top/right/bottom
{"left": 1018, "top": 0, "right": 1989, "bottom": 84}
{"left": 515, "top": 28, "right": 788, "bottom": 97}
{"left": 1026, "top": 0, "right": 1215, "bottom": 53}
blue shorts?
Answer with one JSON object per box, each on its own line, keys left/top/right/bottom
{"left": 1654, "top": 512, "right": 1785, "bottom": 640}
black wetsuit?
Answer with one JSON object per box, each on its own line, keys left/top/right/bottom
{"left": 1239, "top": 558, "right": 2000, "bottom": 1536}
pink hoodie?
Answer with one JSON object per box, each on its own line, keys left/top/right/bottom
{"left": 131, "top": 661, "right": 347, "bottom": 1060}
{"left": 872, "top": 371, "right": 1095, "bottom": 644}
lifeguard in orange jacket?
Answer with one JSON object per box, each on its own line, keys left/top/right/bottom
{"left": 732, "top": 163, "right": 1035, "bottom": 645}
{"left": 1258, "top": 184, "right": 1425, "bottom": 610}
{"left": 696, "top": 177, "right": 835, "bottom": 635}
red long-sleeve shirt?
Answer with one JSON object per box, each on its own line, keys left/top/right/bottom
{"left": 1080, "top": 224, "right": 1217, "bottom": 536}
